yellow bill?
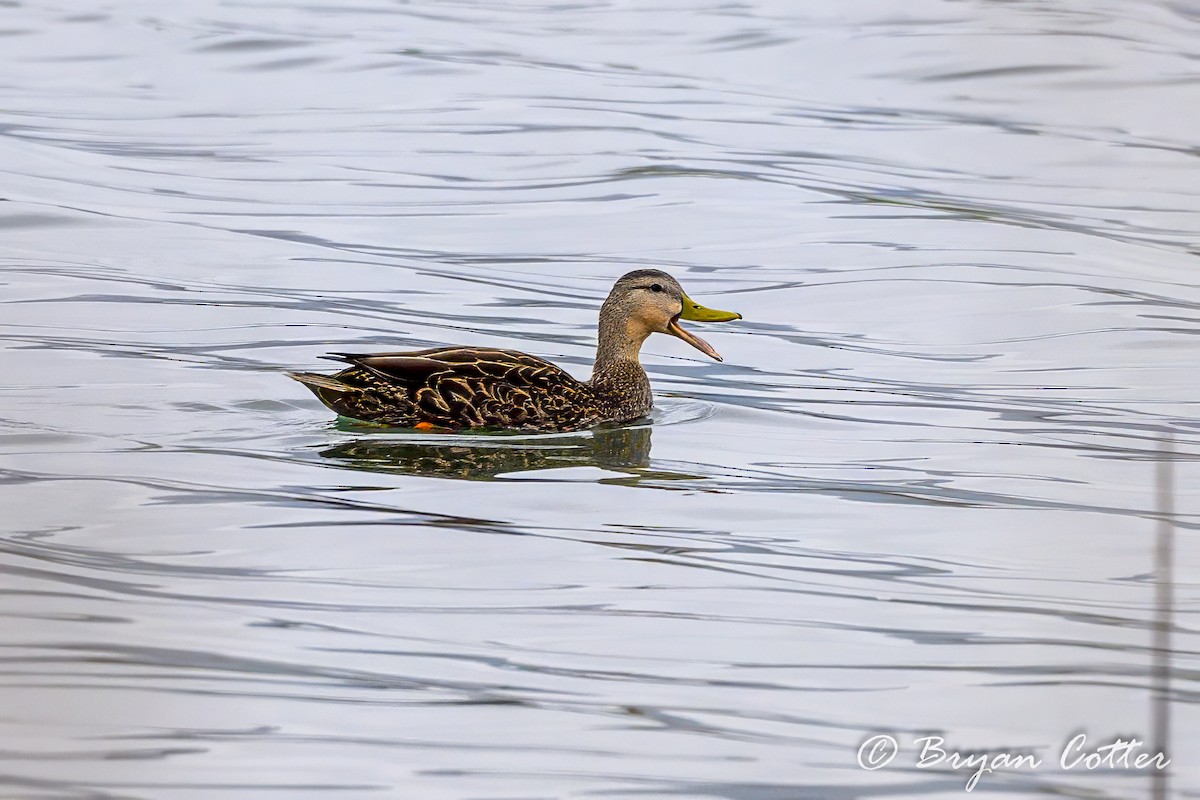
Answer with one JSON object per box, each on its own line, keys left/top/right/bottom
{"left": 669, "top": 292, "right": 741, "bottom": 361}
{"left": 680, "top": 293, "right": 742, "bottom": 322}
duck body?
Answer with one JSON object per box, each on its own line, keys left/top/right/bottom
{"left": 289, "top": 269, "right": 738, "bottom": 432}
{"left": 290, "top": 346, "right": 649, "bottom": 432}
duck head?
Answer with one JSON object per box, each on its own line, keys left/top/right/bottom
{"left": 600, "top": 269, "right": 741, "bottom": 362}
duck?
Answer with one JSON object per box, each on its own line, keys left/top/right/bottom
{"left": 288, "top": 269, "right": 741, "bottom": 432}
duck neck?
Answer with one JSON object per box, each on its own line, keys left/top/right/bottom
{"left": 590, "top": 311, "right": 652, "bottom": 412}
{"left": 594, "top": 312, "right": 648, "bottom": 371}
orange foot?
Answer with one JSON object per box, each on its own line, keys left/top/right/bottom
{"left": 413, "top": 421, "right": 439, "bottom": 431}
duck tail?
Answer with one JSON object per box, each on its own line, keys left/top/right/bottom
{"left": 286, "top": 371, "right": 362, "bottom": 413}
{"left": 287, "top": 371, "right": 351, "bottom": 393}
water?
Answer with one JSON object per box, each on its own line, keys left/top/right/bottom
{"left": 1, "top": 1, "right": 1197, "bottom": 798}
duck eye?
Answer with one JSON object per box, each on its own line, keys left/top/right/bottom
{"left": 649, "top": 283, "right": 663, "bottom": 293}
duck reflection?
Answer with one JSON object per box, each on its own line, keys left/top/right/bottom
{"left": 319, "top": 424, "right": 658, "bottom": 481}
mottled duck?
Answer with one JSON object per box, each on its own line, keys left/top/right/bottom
{"left": 289, "top": 269, "right": 740, "bottom": 432}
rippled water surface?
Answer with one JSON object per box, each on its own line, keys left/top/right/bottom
{"left": 2, "top": 1, "right": 1198, "bottom": 798}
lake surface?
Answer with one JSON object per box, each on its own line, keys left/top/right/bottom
{"left": 1, "top": 1, "right": 1197, "bottom": 798}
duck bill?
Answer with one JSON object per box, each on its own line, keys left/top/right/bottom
{"left": 679, "top": 293, "right": 742, "bottom": 323}
{"left": 668, "top": 317, "right": 723, "bottom": 362}
{"left": 670, "top": 292, "right": 740, "bottom": 361}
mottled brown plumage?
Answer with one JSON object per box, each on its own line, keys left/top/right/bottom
{"left": 289, "top": 270, "right": 740, "bottom": 432}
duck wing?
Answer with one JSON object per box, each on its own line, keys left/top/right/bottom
{"left": 289, "top": 346, "right": 600, "bottom": 431}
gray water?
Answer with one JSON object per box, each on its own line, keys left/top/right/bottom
{"left": 2, "top": 1, "right": 1198, "bottom": 798}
